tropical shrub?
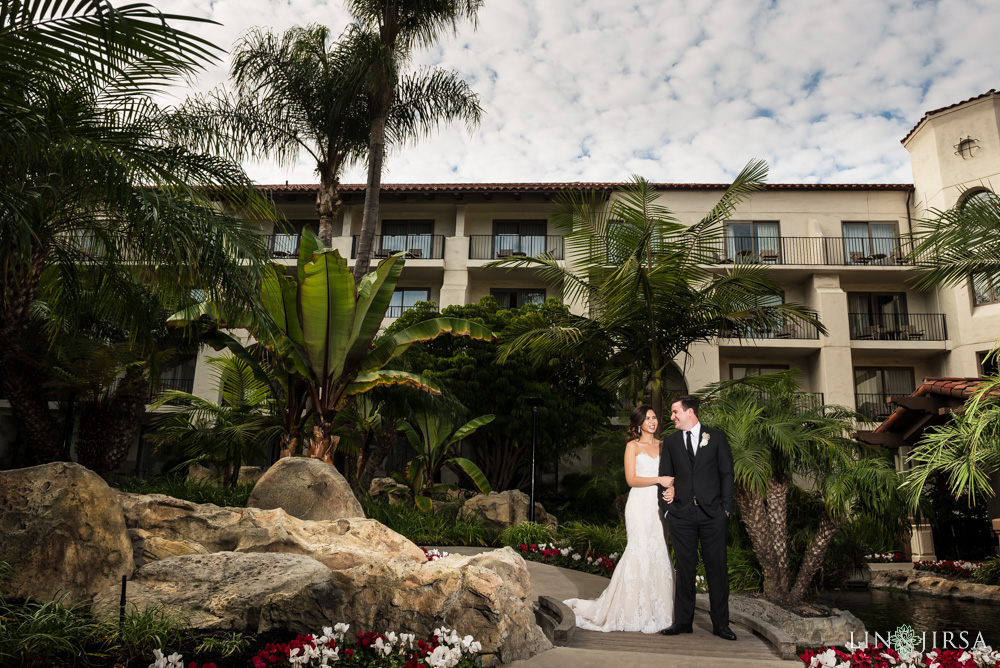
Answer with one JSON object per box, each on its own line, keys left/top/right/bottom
{"left": 974, "top": 557, "right": 1000, "bottom": 586}
{"left": 363, "top": 497, "right": 497, "bottom": 547}
{"left": 112, "top": 475, "right": 257, "bottom": 508}
{"left": 498, "top": 522, "right": 554, "bottom": 549}
{"left": 557, "top": 520, "right": 627, "bottom": 560}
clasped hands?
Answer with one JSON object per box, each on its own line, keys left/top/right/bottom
{"left": 659, "top": 476, "right": 675, "bottom": 503}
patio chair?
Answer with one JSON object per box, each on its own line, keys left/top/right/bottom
{"left": 899, "top": 324, "right": 924, "bottom": 340}
{"left": 856, "top": 325, "right": 880, "bottom": 340}
{"left": 849, "top": 251, "right": 871, "bottom": 265}
{"left": 495, "top": 249, "right": 513, "bottom": 259}
{"left": 406, "top": 248, "right": 423, "bottom": 259}
{"left": 775, "top": 323, "right": 796, "bottom": 339}
{"left": 890, "top": 251, "right": 910, "bottom": 265}
{"left": 712, "top": 253, "right": 734, "bottom": 264}
{"left": 759, "top": 249, "right": 780, "bottom": 264}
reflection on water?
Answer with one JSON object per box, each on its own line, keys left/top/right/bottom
{"left": 815, "top": 589, "right": 1000, "bottom": 649}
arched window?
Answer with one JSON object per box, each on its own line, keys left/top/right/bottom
{"left": 959, "top": 188, "right": 997, "bottom": 211}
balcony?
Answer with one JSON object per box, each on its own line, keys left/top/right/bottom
{"left": 351, "top": 235, "right": 445, "bottom": 260}
{"left": 720, "top": 319, "right": 821, "bottom": 340}
{"left": 148, "top": 377, "right": 195, "bottom": 403}
{"left": 848, "top": 313, "right": 947, "bottom": 341}
{"left": 268, "top": 233, "right": 301, "bottom": 258}
{"left": 711, "top": 236, "right": 918, "bottom": 266}
{"left": 470, "top": 235, "right": 565, "bottom": 260}
{"left": 855, "top": 393, "right": 899, "bottom": 422}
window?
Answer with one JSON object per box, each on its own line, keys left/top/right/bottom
{"left": 842, "top": 222, "right": 899, "bottom": 265}
{"left": 388, "top": 289, "right": 430, "bottom": 318}
{"left": 381, "top": 220, "right": 434, "bottom": 257}
{"left": 730, "top": 364, "right": 789, "bottom": 379}
{"left": 978, "top": 352, "right": 998, "bottom": 377}
{"left": 490, "top": 288, "right": 546, "bottom": 309}
{"left": 847, "top": 292, "right": 907, "bottom": 338}
{"left": 493, "top": 220, "right": 546, "bottom": 257}
{"left": 270, "top": 220, "right": 311, "bottom": 258}
{"left": 157, "top": 355, "right": 198, "bottom": 396}
{"left": 972, "top": 273, "right": 1000, "bottom": 305}
{"left": 853, "top": 367, "right": 915, "bottom": 421}
{"left": 960, "top": 189, "right": 997, "bottom": 211}
{"left": 724, "top": 221, "right": 780, "bottom": 262}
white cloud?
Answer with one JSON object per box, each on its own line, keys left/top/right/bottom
{"left": 156, "top": 0, "right": 999, "bottom": 186}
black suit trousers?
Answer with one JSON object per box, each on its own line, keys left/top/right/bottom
{"left": 667, "top": 506, "right": 729, "bottom": 630}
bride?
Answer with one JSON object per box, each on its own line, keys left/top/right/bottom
{"left": 564, "top": 405, "right": 675, "bottom": 633}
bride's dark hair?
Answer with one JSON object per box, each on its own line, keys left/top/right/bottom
{"left": 627, "top": 404, "right": 655, "bottom": 442}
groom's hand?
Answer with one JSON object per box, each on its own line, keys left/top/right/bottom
{"left": 662, "top": 488, "right": 674, "bottom": 503}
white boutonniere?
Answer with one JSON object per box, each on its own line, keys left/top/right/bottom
{"left": 699, "top": 432, "right": 711, "bottom": 449}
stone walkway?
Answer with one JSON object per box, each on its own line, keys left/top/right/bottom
{"left": 431, "top": 547, "right": 801, "bottom": 667}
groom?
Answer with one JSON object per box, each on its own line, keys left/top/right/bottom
{"left": 658, "top": 395, "right": 737, "bottom": 641}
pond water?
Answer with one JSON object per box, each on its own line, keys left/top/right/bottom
{"left": 814, "top": 588, "right": 1000, "bottom": 650}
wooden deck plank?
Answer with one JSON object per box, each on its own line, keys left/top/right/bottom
{"left": 567, "top": 609, "right": 782, "bottom": 659}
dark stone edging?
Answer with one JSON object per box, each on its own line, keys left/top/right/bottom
{"left": 870, "top": 569, "right": 1000, "bottom": 604}
{"left": 535, "top": 596, "right": 576, "bottom": 645}
{"left": 695, "top": 594, "right": 798, "bottom": 660}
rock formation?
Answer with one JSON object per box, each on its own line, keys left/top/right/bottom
{"left": 463, "top": 490, "right": 558, "bottom": 531}
{"left": 0, "top": 462, "right": 133, "bottom": 600}
{"left": 247, "top": 457, "right": 364, "bottom": 520}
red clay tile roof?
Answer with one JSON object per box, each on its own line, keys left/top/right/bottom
{"left": 263, "top": 182, "right": 913, "bottom": 195}
{"left": 901, "top": 89, "right": 998, "bottom": 145}
{"left": 873, "top": 377, "right": 987, "bottom": 433}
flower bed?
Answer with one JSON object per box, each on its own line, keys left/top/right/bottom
{"left": 865, "top": 552, "right": 908, "bottom": 563}
{"left": 151, "top": 624, "right": 483, "bottom": 668}
{"left": 515, "top": 542, "right": 618, "bottom": 576}
{"left": 800, "top": 644, "right": 1000, "bottom": 668}
{"left": 914, "top": 559, "right": 981, "bottom": 578}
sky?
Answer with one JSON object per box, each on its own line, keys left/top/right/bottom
{"left": 159, "top": 0, "right": 999, "bottom": 187}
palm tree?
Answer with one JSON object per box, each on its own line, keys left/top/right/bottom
{"left": 492, "top": 165, "right": 825, "bottom": 418}
{"left": 909, "top": 190, "right": 1000, "bottom": 292}
{"left": 147, "top": 356, "right": 283, "bottom": 488}
{"left": 901, "top": 374, "right": 1000, "bottom": 507}
{"left": 177, "top": 24, "right": 370, "bottom": 247}
{"left": 1, "top": 0, "right": 273, "bottom": 462}
{"left": 701, "top": 372, "right": 906, "bottom": 605}
{"left": 345, "top": 0, "right": 484, "bottom": 278}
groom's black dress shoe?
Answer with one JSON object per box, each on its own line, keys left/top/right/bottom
{"left": 713, "top": 626, "right": 738, "bottom": 641}
{"left": 658, "top": 624, "right": 693, "bottom": 635}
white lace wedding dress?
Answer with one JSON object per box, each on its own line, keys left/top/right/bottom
{"left": 563, "top": 452, "right": 674, "bottom": 633}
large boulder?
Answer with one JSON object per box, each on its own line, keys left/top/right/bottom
{"left": 93, "top": 548, "right": 549, "bottom": 666}
{"left": 127, "top": 528, "right": 210, "bottom": 569}
{"left": 0, "top": 462, "right": 133, "bottom": 601}
{"left": 331, "top": 547, "right": 551, "bottom": 665}
{"left": 93, "top": 552, "right": 340, "bottom": 632}
{"left": 463, "top": 490, "right": 557, "bottom": 531}
{"left": 247, "top": 457, "right": 364, "bottom": 520}
{"left": 116, "top": 492, "right": 425, "bottom": 570}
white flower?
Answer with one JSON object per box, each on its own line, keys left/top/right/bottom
{"left": 166, "top": 652, "right": 184, "bottom": 668}
{"left": 609, "top": 552, "right": 619, "bottom": 560}
{"left": 469, "top": 641, "right": 482, "bottom": 654}
{"left": 699, "top": 432, "right": 711, "bottom": 448}
{"left": 148, "top": 648, "right": 167, "bottom": 668}
{"left": 572, "top": 553, "right": 582, "bottom": 561}
{"left": 560, "top": 548, "right": 570, "bottom": 557}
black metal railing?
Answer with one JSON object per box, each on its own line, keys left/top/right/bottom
{"left": 710, "top": 236, "right": 919, "bottom": 266}
{"left": 148, "top": 377, "right": 195, "bottom": 403}
{"left": 848, "top": 312, "right": 947, "bottom": 341}
{"left": 268, "top": 233, "right": 301, "bottom": 258}
{"left": 351, "top": 234, "right": 445, "bottom": 259}
{"left": 720, "top": 319, "right": 821, "bottom": 340}
{"left": 470, "top": 235, "right": 565, "bottom": 260}
{"left": 855, "top": 393, "right": 901, "bottom": 422}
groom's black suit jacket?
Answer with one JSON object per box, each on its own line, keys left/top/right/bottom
{"left": 657, "top": 426, "right": 734, "bottom": 520}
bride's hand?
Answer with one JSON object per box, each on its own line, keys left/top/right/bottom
{"left": 659, "top": 476, "right": 674, "bottom": 488}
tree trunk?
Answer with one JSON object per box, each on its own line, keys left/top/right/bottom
{"left": 764, "top": 478, "right": 791, "bottom": 594}
{"left": 1, "top": 357, "right": 63, "bottom": 463}
{"left": 278, "top": 432, "right": 300, "bottom": 458}
{"left": 789, "top": 513, "right": 842, "bottom": 603}
{"left": 316, "top": 168, "right": 341, "bottom": 249}
{"left": 353, "top": 109, "right": 389, "bottom": 280}
{"left": 355, "top": 421, "right": 398, "bottom": 497}
{"left": 308, "top": 413, "right": 338, "bottom": 463}
{"left": 735, "top": 485, "right": 787, "bottom": 602}
{"left": 74, "top": 369, "right": 150, "bottom": 475}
